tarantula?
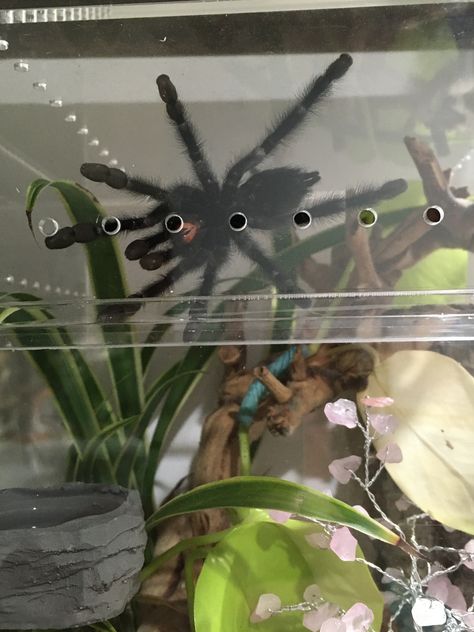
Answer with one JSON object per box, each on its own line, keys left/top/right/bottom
{"left": 43, "top": 53, "right": 406, "bottom": 340}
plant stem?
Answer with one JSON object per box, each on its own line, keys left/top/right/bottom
{"left": 140, "top": 528, "right": 233, "bottom": 582}
{"left": 239, "top": 427, "right": 251, "bottom": 476}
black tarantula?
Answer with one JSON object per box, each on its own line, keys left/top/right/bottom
{"left": 44, "top": 53, "right": 407, "bottom": 340}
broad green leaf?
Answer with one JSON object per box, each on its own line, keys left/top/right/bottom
{"left": 195, "top": 519, "right": 383, "bottom": 632}
{"left": 394, "top": 248, "right": 468, "bottom": 306}
{"left": 361, "top": 349, "right": 474, "bottom": 535}
{"left": 25, "top": 179, "right": 144, "bottom": 421}
{"left": 147, "top": 476, "right": 399, "bottom": 545}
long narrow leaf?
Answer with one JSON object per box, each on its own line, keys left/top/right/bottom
{"left": 147, "top": 476, "right": 400, "bottom": 545}
{"left": 25, "top": 179, "right": 144, "bottom": 420}
{"left": 142, "top": 347, "right": 215, "bottom": 516}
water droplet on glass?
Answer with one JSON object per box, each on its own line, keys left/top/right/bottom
{"left": 33, "top": 281, "right": 40, "bottom": 289}
{"left": 49, "top": 98, "right": 63, "bottom": 108}
{"left": 0, "top": 39, "right": 9, "bottom": 52}
{"left": 99, "top": 149, "right": 109, "bottom": 157}
{"left": 5, "top": 275, "right": 14, "bottom": 284}
{"left": 20, "top": 278, "right": 27, "bottom": 287}
{"left": 108, "top": 159, "right": 118, "bottom": 167}
{"left": 77, "top": 127, "right": 88, "bottom": 135}
{"left": 14, "top": 60, "right": 29, "bottom": 72}
{"left": 73, "top": 291, "right": 79, "bottom": 297}
{"left": 32, "top": 506, "right": 37, "bottom": 510}
{"left": 31, "top": 525, "right": 36, "bottom": 529}
{"left": 55, "top": 287, "right": 61, "bottom": 294}
{"left": 45, "top": 284, "right": 51, "bottom": 292}
{"left": 65, "top": 113, "right": 76, "bottom": 123}
{"left": 64, "top": 289, "right": 70, "bottom": 296}
{"left": 15, "top": 186, "right": 21, "bottom": 194}
{"left": 38, "top": 217, "right": 59, "bottom": 237}
{"left": 88, "top": 138, "right": 99, "bottom": 146}
{"left": 33, "top": 81, "right": 47, "bottom": 91}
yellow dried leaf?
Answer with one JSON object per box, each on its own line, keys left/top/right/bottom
{"left": 360, "top": 350, "right": 474, "bottom": 535}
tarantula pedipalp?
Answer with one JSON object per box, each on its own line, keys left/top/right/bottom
{"left": 43, "top": 53, "right": 407, "bottom": 340}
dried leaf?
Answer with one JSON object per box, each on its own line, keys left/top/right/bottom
{"left": 361, "top": 350, "right": 474, "bottom": 534}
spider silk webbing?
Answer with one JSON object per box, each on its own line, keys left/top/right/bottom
{"left": 238, "top": 345, "right": 308, "bottom": 428}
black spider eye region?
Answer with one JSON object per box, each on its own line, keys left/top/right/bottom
{"left": 165, "top": 214, "right": 184, "bottom": 233}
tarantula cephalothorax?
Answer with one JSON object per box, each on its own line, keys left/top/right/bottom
{"left": 43, "top": 53, "right": 407, "bottom": 340}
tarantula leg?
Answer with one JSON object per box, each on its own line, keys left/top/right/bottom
{"left": 156, "top": 75, "right": 219, "bottom": 194}
{"left": 125, "top": 230, "right": 169, "bottom": 261}
{"left": 80, "top": 163, "right": 167, "bottom": 200}
{"left": 45, "top": 205, "right": 167, "bottom": 250}
{"left": 139, "top": 248, "right": 175, "bottom": 271}
{"left": 232, "top": 232, "right": 310, "bottom": 307}
{"left": 224, "top": 54, "right": 353, "bottom": 191}
{"left": 183, "top": 262, "right": 219, "bottom": 342}
{"left": 307, "top": 178, "right": 408, "bottom": 219}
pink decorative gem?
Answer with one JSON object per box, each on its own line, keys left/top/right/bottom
{"left": 341, "top": 603, "right": 374, "bottom": 632}
{"left": 306, "top": 532, "right": 331, "bottom": 549}
{"left": 303, "top": 584, "right": 321, "bottom": 603}
{"left": 330, "top": 527, "right": 357, "bottom": 562}
{"left": 463, "top": 539, "right": 474, "bottom": 570}
{"left": 303, "top": 603, "right": 340, "bottom": 632}
{"left": 426, "top": 576, "right": 467, "bottom": 611}
{"left": 328, "top": 455, "right": 362, "bottom": 484}
{"left": 394, "top": 496, "right": 411, "bottom": 512}
{"left": 369, "top": 413, "right": 398, "bottom": 435}
{"left": 267, "top": 510, "right": 292, "bottom": 524}
{"left": 249, "top": 593, "right": 281, "bottom": 623}
{"left": 361, "top": 395, "right": 394, "bottom": 408}
{"left": 320, "top": 617, "right": 346, "bottom": 632}
{"left": 324, "top": 399, "right": 358, "bottom": 428}
{"left": 376, "top": 442, "right": 403, "bottom": 464}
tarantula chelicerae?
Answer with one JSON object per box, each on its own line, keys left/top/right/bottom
{"left": 44, "top": 53, "right": 406, "bottom": 340}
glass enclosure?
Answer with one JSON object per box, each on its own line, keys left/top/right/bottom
{"left": 0, "top": 2, "right": 473, "bottom": 631}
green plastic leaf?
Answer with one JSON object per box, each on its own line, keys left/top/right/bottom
{"left": 141, "top": 347, "right": 215, "bottom": 516}
{"left": 394, "top": 248, "right": 468, "bottom": 306}
{"left": 147, "top": 476, "right": 399, "bottom": 545}
{"left": 361, "top": 349, "right": 474, "bottom": 535}
{"left": 25, "top": 179, "right": 144, "bottom": 421}
{"left": 194, "top": 519, "right": 383, "bottom": 632}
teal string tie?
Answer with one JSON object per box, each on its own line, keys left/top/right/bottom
{"left": 238, "top": 345, "right": 299, "bottom": 428}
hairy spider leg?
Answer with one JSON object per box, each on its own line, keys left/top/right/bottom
{"left": 307, "top": 179, "right": 408, "bottom": 218}
{"left": 45, "top": 203, "right": 169, "bottom": 250}
{"left": 125, "top": 228, "right": 170, "bottom": 261}
{"left": 156, "top": 74, "right": 219, "bottom": 196}
{"left": 223, "top": 53, "right": 353, "bottom": 192}
{"left": 98, "top": 256, "right": 203, "bottom": 322}
{"left": 80, "top": 163, "right": 167, "bottom": 199}
{"left": 231, "top": 231, "right": 310, "bottom": 307}
{"left": 183, "top": 258, "right": 222, "bottom": 342}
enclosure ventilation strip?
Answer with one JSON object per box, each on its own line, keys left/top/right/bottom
{"left": 0, "top": 0, "right": 465, "bottom": 25}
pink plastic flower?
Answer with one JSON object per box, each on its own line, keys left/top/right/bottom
{"left": 342, "top": 603, "right": 374, "bottom": 632}
{"left": 376, "top": 442, "right": 403, "bottom": 464}
{"left": 369, "top": 413, "right": 398, "bottom": 435}
{"left": 306, "top": 532, "right": 331, "bottom": 549}
{"left": 250, "top": 593, "right": 281, "bottom": 623}
{"left": 462, "top": 539, "right": 474, "bottom": 570}
{"left": 320, "top": 618, "right": 346, "bottom": 632}
{"left": 324, "top": 399, "right": 358, "bottom": 428}
{"left": 303, "top": 603, "right": 340, "bottom": 632}
{"left": 330, "top": 527, "right": 357, "bottom": 561}
{"left": 328, "top": 455, "right": 362, "bottom": 484}
{"left": 361, "top": 395, "right": 394, "bottom": 408}
{"left": 267, "top": 510, "right": 292, "bottom": 524}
